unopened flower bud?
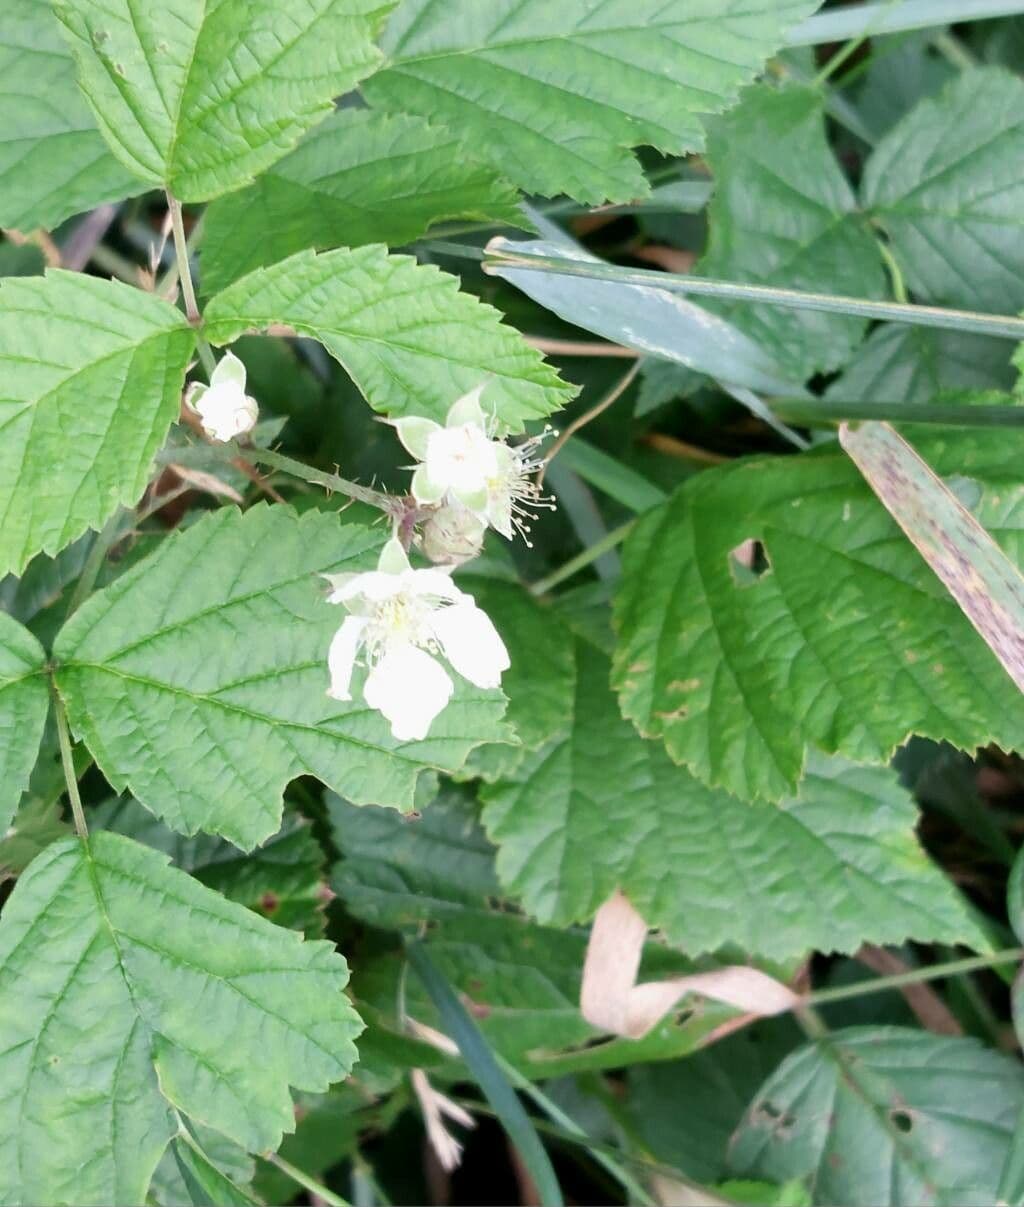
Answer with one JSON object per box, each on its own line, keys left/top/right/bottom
{"left": 419, "top": 504, "right": 486, "bottom": 566}
{"left": 185, "top": 350, "right": 258, "bottom": 442}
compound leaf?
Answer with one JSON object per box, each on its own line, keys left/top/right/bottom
{"left": 0, "top": 832, "right": 362, "bottom": 1206}
{"left": 0, "top": 0, "right": 139, "bottom": 230}
{"left": 54, "top": 505, "right": 510, "bottom": 849}
{"left": 481, "top": 639, "right": 983, "bottom": 959}
{"left": 201, "top": 108, "right": 524, "bottom": 293}
{"left": 0, "top": 270, "right": 194, "bottom": 577}
{"left": 612, "top": 428, "right": 1024, "bottom": 801}
{"left": 0, "top": 612, "right": 49, "bottom": 834}
{"left": 364, "top": 0, "right": 822, "bottom": 205}
{"left": 701, "top": 84, "right": 886, "bottom": 379}
{"left": 731, "top": 1028, "right": 1024, "bottom": 1205}
{"left": 863, "top": 68, "right": 1024, "bottom": 313}
{"left": 204, "top": 247, "right": 574, "bottom": 431}
{"left": 53, "top": 0, "right": 393, "bottom": 201}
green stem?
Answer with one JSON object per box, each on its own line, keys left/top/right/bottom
{"left": 53, "top": 688, "right": 89, "bottom": 841}
{"left": 263, "top": 1153, "right": 351, "bottom": 1207}
{"left": 876, "top": 239, "right": 909, "bottom": 304}
{"left": 530, "top": 520, "right": 635, "bottom": 596}
{"left": 806, "top": 947, "right": 1024, "bottom": 1008}
{"left": 932, "top": 28, "right": 980, "bottom": 69}
{"left": 787, "top": 0, "right": 1024, "bottom": 46}
{"left": 231, "top": 444, "right": 397, "bottom": 514}
{"left": 482, "top": 244, "right": 1024, "bottom": 341}
{"left": 166, "top": 190, "right": 217, "bottom": 377}
{"left": 67, "top": 510, "right": 126, "bottom": 617}
{"left": 774, "top": 398, "right": 1024, "bottom": 428}
{"left": 813, "top": 29, "right": 871, "bottom": 86}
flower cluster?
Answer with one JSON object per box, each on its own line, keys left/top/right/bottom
{"left": 325, "top": 536, "right": 509, "bottom": 741}
{"left": 393, "top": 384, "right": 554, "bottom": 558}
{"left": 322, "top": 383, "right": 556, "bottom": 740}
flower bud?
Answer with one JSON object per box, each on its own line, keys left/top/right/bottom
{"left": 419, "top": 504, "right": 486, "bottom": 566}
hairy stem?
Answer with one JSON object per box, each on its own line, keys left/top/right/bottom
{"left": 166, "top": 191, "right": 217, "bottom": 377}
{"left": 231, "top": 444, "right": 398, "bottom": 514}
{"left": 263, "top": 1153, "right": 351, "bottom": 1207}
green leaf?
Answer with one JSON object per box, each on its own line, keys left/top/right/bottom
{"left": 363, "top": 0, "right": 822, "bottom": 205}
{"left": 52, "top": 0, "right": 392, "bottom": 202}
{"left": 851, "top": 32, "right": 954, "bottom": 140}
{"left": 0, "top": 611, "right": 49, "bottom": 834}
{"left": 481, "top": 638, "right": 984, "bottom": 958}
{"left": 825, "top": 324, "right": 1014, "bottom": 404}
{"left": 204, "top": 247, "right": 574, "bottom": 432}
{"left": 700, "top": 85, "right": 886, "bottom": 379}
{"left": 150, "top": 1125, "right": 255, "bottom": 1207}
{"left": 54, "top": 505, "right": 510, "bottom": 849}
{"left": 0, "top": 831, "right": 362, "bottom": 1206}
{"left": 0, "top": 271, "right": 194, "bottom": 577}
{"left": 456, "top": 576, "right": 576, "bottom": 780}
{"left": 201, "top": 108, "right": 524, "bottom": 293}
{"left": 626, "top": 1024, "right": 798, "bottom": 1185}
{"left": 730, "top": 1027, "right": 1024, "bottom": 1205}
{"left": 170, "top": 1137, "right": 260, "bottom": 1207}
{"left": 94, "top": 797, "right": 329, "bottom": 935}
{"left": 612, "top": 428, "right": 1024, "bottom": 801}
{"left": 0, "top": 0, "right": 139, "bottom": 230}
{"left": 487, "top": 238, "right": 802, "bottom": 396}
{"left": 331, "top": 788, "right": 749, "bottom": 1077}
{"left": 863, "top": 68, "right": 1024, "bottom": 313}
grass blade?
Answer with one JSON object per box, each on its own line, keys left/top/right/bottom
{"left": 484, "top": 240, "right": 1024, "bottom": 341}
{"left": 406, "top": 941, "right": 564, "bottom": 1207}
{"left": 787, "top": 0, "right": 1024, "bottom": 46}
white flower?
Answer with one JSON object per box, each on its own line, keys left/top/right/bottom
{"left": 392, "top": 385, "right": 554, "bottom": 544}
{"left": 185, "top": 351, "right": 259, "bottom": 442}
{"left": 324, "top": 536, "right": 509, "bottom": 741}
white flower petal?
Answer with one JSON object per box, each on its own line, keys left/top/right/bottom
{"left": 364, "top": 643, "right": 453, "bottom": 741}
{"left": 192, "top": 377, "right": 258, "bottom": 442}
{"left": 424, "top": 423, "right": 499, "bottom": 496}
{"left": 326, "top": 616, "right": 366, "bottom": 700}
{"left": 406, "top": 567, "right": 464, "bottom": 602}
{"left": 430, "top": 601, "right": 509, "bottom": 690}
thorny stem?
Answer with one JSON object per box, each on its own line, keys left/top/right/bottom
{"left": 231, "top": 444, "right": 399, "bottom": 515}
{"left": 53, "top": 688, "right": 89, "bottom": 841}
{"left": 263, "top": 1153, "right": 351, "bottom": 1207}
{"left": 166, "top": 190, "right": 217, "bottom": 378}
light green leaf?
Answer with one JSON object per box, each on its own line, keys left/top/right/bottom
{"left": 457, "top": 576, "right": 576, "bottom": 780}
{"left": 201, "top": 108, "right": 524, "bottom": 293}
{"left": 487, "top": 237, "right": 802, "bottom": 396}
{"left": 0, "top": 612, "right": 49, "bottom": 834}
{"left": 863, "top": 68, "right": 1024, "bottom": 313}
{"left": 730, "top": 1027, "right": 1024, "bottom": 1205}
{"left": 0, "top": 831, "right": 362, "bottom": 1206}
{"left": 150, "top": 1126, "right": 255, "bottom": 1207}
{"left": 0, "top": 0, "right": 139, "bottom": 230}
{"left": 204, "top": 247, "right": 574, "bottom": 431}
{"left": 94, "top": 797, "right": 329, "bottom": 935}
{"left": 482, "top": 638, "right": 984, "bottom": 958}
{"left": 54, "top": 505, "right": 510, "bottom": 849}
{"left": 0, "top": 271, "right": 194, "bottom": 577}
{"left": 364, "top": 0, "right": 823, "bottom": 205}
{"left": 169, "top": 1137, "right": 260, "bottom": 1207}
{"left": 701, "top": 85, "right": 886, "bottom": 379}
{"left": 825, "top": 324, "right": 1014, "bottom": 404}
{"left": 612, "top": 428, "right": 1024, "bottom": 801}
{"left": 331, "top": 788, "right": 749, "bottom": 1077}
{"left": 52, "top": 0, "right": 392, "bottom": 202}
{"left": 626, "top": 1025, "right": 797, "bottom": 1185}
